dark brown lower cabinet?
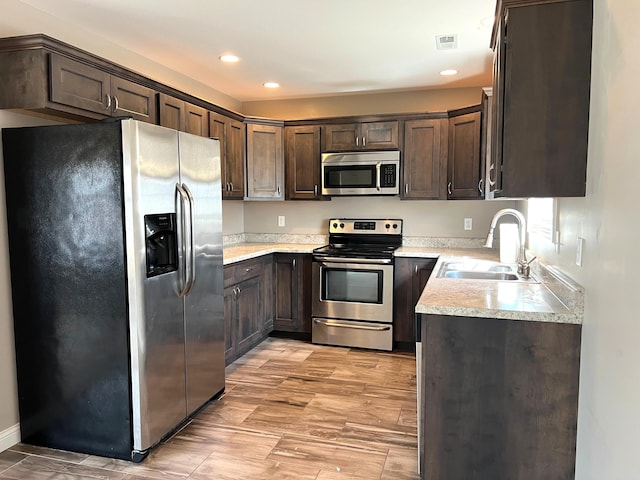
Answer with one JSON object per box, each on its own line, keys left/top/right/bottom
{"left": 419, "top": 314, "right": 581, "bottom": 479}
{"left": 273, "top": 253, "right": 312, "bottom": 334}
{"left": 224, "top": 256, "right": 273, "bottom": 365}
{"left": 393, "top": 257, "right": 437, "bottom": 350}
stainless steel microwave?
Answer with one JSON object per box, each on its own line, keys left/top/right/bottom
{"left": 321, "top": 151, "right": 400, "bottom": 196}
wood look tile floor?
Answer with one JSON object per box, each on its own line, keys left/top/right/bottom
{"left": 0, "top": 338, "right": 419, "bottom": 479}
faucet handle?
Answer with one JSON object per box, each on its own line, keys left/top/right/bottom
{"left": 518, "top": 256, "right": 537, "bottom": 278}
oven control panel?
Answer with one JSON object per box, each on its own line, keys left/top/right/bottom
{"left": 328, "top": 218, "right": 403, "bottom": 235}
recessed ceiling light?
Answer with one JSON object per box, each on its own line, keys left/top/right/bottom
{"left": 440, "top": 69, "right": 458, "bottom": 76}
{"left": 263, "top": 82, "right": 280, "bottom": 88}
{"left": 481, "top": 16, "right": 494, "bottom": 27}
{"left": 219, "top": 54, "right": 239, "bottom": 63}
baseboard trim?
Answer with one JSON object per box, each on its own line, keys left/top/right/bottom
{"left": 0, "top": 423, "right": 20, "bottom": 452}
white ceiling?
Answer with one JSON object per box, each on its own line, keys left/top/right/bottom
{"left": 16, "top": 0, "right": 496, "bottom": 102}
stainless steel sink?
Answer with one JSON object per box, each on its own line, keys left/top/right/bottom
{"left": 436, "top": 260, "right": 538, "bottom": 283}
{"left": 442, "top": 271, "right": 520, "bottom": 280}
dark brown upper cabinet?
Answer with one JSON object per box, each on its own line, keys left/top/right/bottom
{"left": 245, "top": 120, "right": 284, "bottom": 200}
{"left": 285, "top": 125, "right": 322, "bottom": 200}
{"left": 158, "top": 93, "right": 208, "bottom": 136}
{"left": 402, "top": 118, "right": 448, "bottom": 199}
{"left": 491, "top": 0, "right": 592, "bottom": 198}
{"left": 0, "top": 46, "right": 157, "bottom": 123}
{"left": 324, "top": 121, "right": 398, "bottom": 151}
{"left": 209, "top": 112, "right": 246, "bottom": 199}
{"left": 49, "top": 54, "right": 157, "bottom": 123}
{"left": 447, "top": 107, "right": 483, "bottom": 199}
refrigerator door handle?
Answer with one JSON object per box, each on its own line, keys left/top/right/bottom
{"left": 182, "top": 182, "right": 196, "bottom": 296}
{"left": 175, "top": 183, "right": 189, "bottom": 297}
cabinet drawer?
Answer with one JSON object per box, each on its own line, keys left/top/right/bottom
{"left": 225, "top": 257, "right": 264, "bottom": 286}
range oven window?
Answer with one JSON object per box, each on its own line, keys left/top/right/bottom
{"left": 324, "top": 165, "right": 376, "bottom": 188}
{"left": 321, "top": 267, "right": 383, "bottom": 304}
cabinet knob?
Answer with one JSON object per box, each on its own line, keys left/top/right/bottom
{"left": 447, "top": 182, "right": 452, "bottom": 196}
{"left": 245, "top": 268, "right": 252, "bottom": 273}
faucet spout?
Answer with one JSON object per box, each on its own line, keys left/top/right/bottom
{"left": 484, "top": 208, "right": 528, "bottom": 270}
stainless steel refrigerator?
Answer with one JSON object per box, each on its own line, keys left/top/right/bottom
{"left": 2, "top": 119, "right": 224, "bottom": 461}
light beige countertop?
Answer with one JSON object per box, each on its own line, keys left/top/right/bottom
{"left": 223, "top": 242, "right": 322, "bottom": 265}
{"left": 413, "top": 251, "right": 583, "bottom": 325}
{"left": 224, "top": 243, "right": 583, "bottom": 324}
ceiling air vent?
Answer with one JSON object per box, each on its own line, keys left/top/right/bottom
{"left": 435, "top": 34, "right": 458, "bottom": 50}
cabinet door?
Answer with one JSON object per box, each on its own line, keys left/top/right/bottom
{"left": 210, "top": 113, "right": 245, "bottom": 199}
{"left": 447, "top": 111, "right": 482, "bottom": 199}
{"left": 226, "top": 119, "right": 246, "bottom": 199}
{"left": 495, "top": 0, "right": 591, "bottom": 197}
{"left": 246, "top": 123, "right": 284, "bottom": 200}
{"left": 110, "top": 76, "right": 157, "bottom": 124}
{"left": 393, "top": 257, "right": 436, "bottom": 346}
{"left": 274, "top": 254, "right": 311, "bottom": 333}
{"left": 158, "top": 93, "right": 185, "bottom": 131}
{"left": 285, "top": 126, "right": 321, "bottom": 200}
{"left": 49, "top": 53, "right": 111, "bottom": 115}
{"left": 402, "top": 119, "right": 447, "bottom": 199}
{"left": 235, "top": 276, "right": 263, "bottom": 355}
{"left": 361, "top": 121, "right": 399, "bottom": 150}
{"left": 324, "top": 123, "right": 359, "bottom": 151}
{"left": 185, "top": 103, "right": 208, "bottom": 136}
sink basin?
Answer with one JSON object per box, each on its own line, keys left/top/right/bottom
{"left": 436, "top": 259, "right": 538, "bottom": 283}
{"left": 442, "top": 271, "right": 519, "bottom": 281}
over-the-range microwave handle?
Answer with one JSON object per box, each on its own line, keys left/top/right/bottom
{"left": 376, "top": 162, "right": 381, "bottom": 191}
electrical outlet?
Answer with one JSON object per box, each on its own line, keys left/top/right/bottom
{"left": 576, "top": 237, "right": 584, "bottom": 266}
{"left": 278, "top": 215, "right": 285, "bottom": 227}
{"left": 464, "top": 218, "right": 473, "bottom": 231}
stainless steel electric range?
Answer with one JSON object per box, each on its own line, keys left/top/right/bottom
{"left": 311, "top": 218, "right": 403, "bottom": 351}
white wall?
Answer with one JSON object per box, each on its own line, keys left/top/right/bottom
{"left": 0, "top": 111, "right": 62, "bottom": 448}
{"left": 521, "top": 0, "right": 640, "bottom": 477}
{"left": 241, "top": 197, "right": 514, "bottom": 240}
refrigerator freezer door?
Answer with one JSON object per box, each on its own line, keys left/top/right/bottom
{"left": 178, "top": 132, "right": 225, "bottom": 414}
{"left": 121, "top": 120, "right": 187, "bottom": 452}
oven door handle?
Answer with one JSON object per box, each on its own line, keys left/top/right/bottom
{"left": 314, "top": 319, "right": 391, "bottom": 331}
{"left": 314, "top": 257, "right": 392, "bottom": 265}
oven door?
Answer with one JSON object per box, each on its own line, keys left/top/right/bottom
{"left": 312, "top": 258, "right": 394, "bottom": 323}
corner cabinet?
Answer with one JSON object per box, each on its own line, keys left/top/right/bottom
{"left": 273, "top": 253, "right": 312, "bottom": 334}
{"left": 393, "top": 257, "right": 437, "bottom": 349}
{"left": 402, "top": 118, "right": 448, "bottom": 199}
{"left": 323, "top": 121, "right": 399, "bottom": 151}
{"left": 491, "top": 0, "right": 592, "bottom": 197}
{"left": 285, "top": 126, "right": 322, "bottom": 200}
{"left": 418, "top": 314, "right": 581, "bottom": 478}
{"left": 447, "top": 107, "right": 483, "bottom": 199}
{"left": 224, "top": 256, "right": 273, "bottom": 365}
{"left": 245, "top": 120, "right": 285, "bottom": 200}
{"left": 210, "top": 112, "right": 246, "bottom": 199}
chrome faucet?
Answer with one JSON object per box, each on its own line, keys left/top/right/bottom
{"left": 484, "top": 208, "right": 532, "bottom": 276}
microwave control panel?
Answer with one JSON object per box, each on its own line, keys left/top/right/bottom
{"left": 381, "top": 164, "right": 396, "bottom": 187}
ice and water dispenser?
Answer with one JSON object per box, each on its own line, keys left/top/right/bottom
{"left": 144, "top": 213, "right": 178, "bottom": 277}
